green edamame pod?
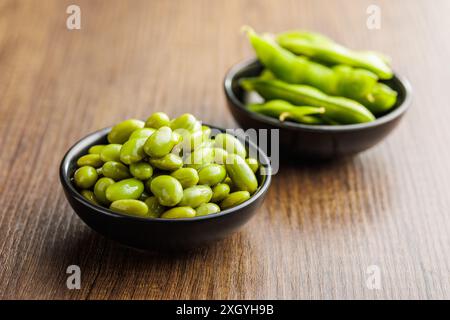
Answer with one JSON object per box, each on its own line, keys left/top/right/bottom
{"left": 198, "top": 164, "right": 227, "bottom": 186}
{"left": 120, "top": 138, "right": 147, "bottom": 165}
{"left": 144, "top": 196, "right": 166, "bottom": 218}
{"left": 94, "top": 177, "right": 115, "bottom": 205}
{"left": 100, "top": 144, "right": 122, "bottom": 162}
{"left": 196, "top": 203, "right": 220, "bottom": 216}
{"left": 240, "top": 77, "right": 375, "bottom": 124}
{"left": 364, "top": 82, "right": 398, "bottom": 114}
{"left": 149, "top": 153, "right": 183, "bottom": 171}
{"left": 102, "top": 161, "right": 131, "bottom": 180}
{"left": 210, "top": 183, "right": 230, "bottom": 203}
{"left": 129, "top": 162, "right": 153, "bottom": 180}
{"left": 179, "top": 185, "right": 213, "bottom": 208}
{"left": 247, "top": 100, "right": 325, "bottom": 123}
{"left": 105, "top": 178, "right": 144, "bottom": 202}
{"left": 220, "top": 191, "right": 251, "bottom": 210}
{"left": 244, "top": 28, "right": 396, "bottom": 113}
{"left": 129, "top": 128, "right": 155, "bottom": 140}
{"left": 144, "top": 126, "right": 178, "bottom": 158}
{"left": 214, "top": 133, "right": 247, "bottom": 159}
{"left": 276, "top": 30, "right": 393, "bottom": 79}
{"left": 88, "top": 145, "right": 106, "bottom": 155}
{"left": 170, "top": 168, "right": 199, "bottom": 188}
{"left": 245, "top": 28, "right": 378, "bottom": 95}
{"left": 110, "top": 199, "right": 149, "bottom": 217}
{"left": 74, "top": 166, "right": 98, "bottom": 189}
{"left": 161, "top": 207, "right": 196, "bottom": 219}
{"left": 150, "top": 175, "right": 183, "bottom": 206}
{"left": 145, "top": 112, "right": 170, "bottom": 129}
{"left": 77, "top": 154, "right": 103, "bottom": 168}
{"left": 108, "top": 119, "right": 145, "bottom": 144}
{"left": 225, "top": 154, "right": 258, "bottom": 194}
{"left": 80, "top": 190, "right": 99, "bottom": 205}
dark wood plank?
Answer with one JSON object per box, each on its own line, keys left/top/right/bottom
{"left": 0, "top": 0, "right": 449, "bottom": 299}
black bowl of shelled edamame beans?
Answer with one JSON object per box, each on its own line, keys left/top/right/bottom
{"left": 60, "top": 114, "right": 271, "bottom": 251}
{"left": 224, "top": 28, "right": 412, "bottom": 159}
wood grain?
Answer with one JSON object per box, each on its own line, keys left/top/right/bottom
{"left": 1, "top": 0, "right": 450, "bottom": 299}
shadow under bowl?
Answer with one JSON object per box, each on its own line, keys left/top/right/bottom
{"left": 60, "top": 125, "right": 272, "bottom": 251}
{"left": 224, "top": 58, "right": 412, "bottom": 159}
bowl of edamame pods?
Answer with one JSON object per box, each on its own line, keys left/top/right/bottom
{"left": 224, "top": 27, "right": 412, "bottom": 159}
{"left": 60, "top": 113, "right": 272, "bottom": 250}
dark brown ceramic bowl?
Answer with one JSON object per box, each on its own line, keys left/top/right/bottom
{"left": 224, "top": 58, "right": 412, "bottom": 159}
{"left": 60, "top": 125, "right": 272, "bottom": 251}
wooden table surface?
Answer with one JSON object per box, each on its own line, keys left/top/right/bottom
{"left": 1, "top": 0, "right": 450, "bottom": 300}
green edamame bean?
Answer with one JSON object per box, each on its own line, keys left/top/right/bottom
{"left": 212, "top": 147, "right": 228, "bottom": 165}
{"left": 245, "top": 158, "right": 259, "bottom": 173}
{"left": 107, "top": 119, "right": 145, "bottom": 144}
{"left": 96, "top": 167, "right": 103, "bottom": 176}
{"left": 110, "top": 199, "right": 149, "bottom": 217}
{"left": 185, "top": 147, "right": 215, "bottom": 170}
{"left": 100, "top": 144, "right": 122, "bottom": 162}
{"left": 225, "top": 154, "right": 258, "bottom": 194}
{"left": 181, "top": 130, "right": 208, "bottom": 152}
{"left": 198, "top": 164, "right": 226, "bottom": 186}
{"left": 144, "top": 196, "right": 166, "bottom": 218}
{"left": 179, "top": 185, "right": 213, "bottom": 208}
{"left": 223, "top": 177, "right": 235, "bottom": 191}
{"left": 240, "top": 77, "right": 375, "bottom": 124}
{"left": 220, "top": 191, "right": 251, "bottom": 210}
{"left": 80, "top": 190, "right": 99, "bottom": 205}
{"left": 202, "top": 125, "right": 211, "bottom": 139}
{"left": 144, "top": 126, "right": 177, "bottom": 158}
{"left": 150, "top": 175, "right": 183, "bottom": 206}
{"left": 170, "top": 113, "right": 201, "bottom": 133}
{"left": 211, "top": 183, "right": 230, "bottom": 203}
{"left": 77, "top": 154, "right": 103, "bottom": 168}
{"left": 149, "top": 153, "right": 183, "bottom": 171}
{"left": 88, "top": 145, "right": 106, "bottom": 155}
{"left": 161, "top": 207, "right": 196, "bottom": 219}
{"left": 145, "top": 112, "right": 170, "bottom": 129}
{"left": 74, "top": 166, "right": 98, "bottom": 189}
{"left": 120, "top": 138, "right": 147, "bottom": 165}
{"left": 105, "top": 178, "right": 144, "bottom": 202}
{"left": 102, "top": 161, "right": 131, "bottom": 180}
{"left": 130, "top": 162, "right": 153, "bottom": 180}
{"left": 170, "top": 168, "right": 199, "bottom": 188}
{"left": 247, "top": 100, "right": 325, "bottom": 124}
{"left": 129, "top": 128, "right": 155, "bottom": 140}
{"left": 214, "top": 133, "right": 247, "bottom": 159}
{"left": 94, "top": 177, "right": 115, "bottom": 205}
{"left": 276, "top": 30, "right": 393, "bottom": 80}
{"left": 196, "top": 203, "right": 220, "bottom": 216}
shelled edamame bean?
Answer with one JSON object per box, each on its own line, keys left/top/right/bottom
{"left": 71, "top": 113, "right": 260, "bottom": 219}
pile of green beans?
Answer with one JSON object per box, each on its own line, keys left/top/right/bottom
{"left": 239, "top": 27, "right": 398, "bottom": 125}
{"left": 72, "top": 113, "right": 260, "bottom": 219}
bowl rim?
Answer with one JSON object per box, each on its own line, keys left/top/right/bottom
{"left": 224, "top": 57, "right": 412, "bottom": 132}
{"left": 60, "top": 124, "right": 272, "bottom": 223}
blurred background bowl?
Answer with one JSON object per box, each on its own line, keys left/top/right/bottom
{"left": 224, "top": 58, "right": 412, "bottom": 159}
